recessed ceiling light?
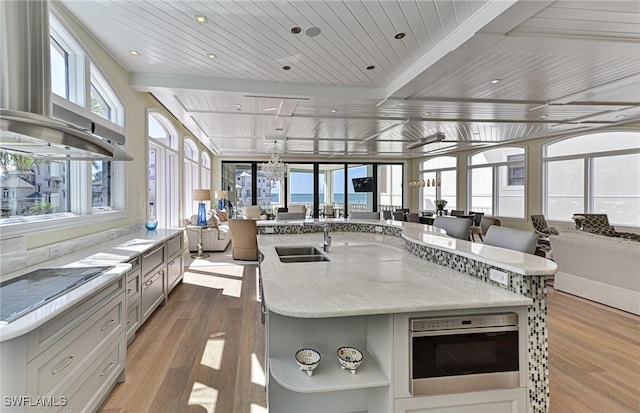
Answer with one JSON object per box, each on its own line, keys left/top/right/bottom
{"left": 394, "top": 32, "right": 406, "bottom": 40}
{"left": 331, "top": 109, "right": 337, "bottom": 113}
{"left": 129, "top": 50, "right": 140, "bottom": 56}
{"left": 282, "top": 65, "right": 291, "bottom": 71}
{"left": 490, "top": 78, "right": 501, "bottom": 84}
{"left": 366, "top": 65, "right": 375, "bottom": 70}
{"left": 540, "top": 115, "right": 548, "bottom": 119}
{"left": 195, "top": 15, "right": 207, "bottom": 24}
{"left": 207, "top": 54, "right": 216, "bottom": 60}
{"left": 424, "top": 112, "right": 431, "bottom": 116}
{"left": 291, "top": 27, "right": 302, "bottom": 34}
{"left": 305, "top": 27, "right": 321, "bottom": 37}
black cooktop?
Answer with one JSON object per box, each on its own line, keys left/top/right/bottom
{"left": 0, "top": 266, "right": 114, "bottom": 323}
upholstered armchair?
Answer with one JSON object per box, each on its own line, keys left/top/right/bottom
{"left": 243, "top": 205, "right": 267, "bottom": 220}
{"left": 530, "top": 215, "right": 559, "bottom": 236}
{"left": 228, "top": 219, "right": 259, "bottom": 260}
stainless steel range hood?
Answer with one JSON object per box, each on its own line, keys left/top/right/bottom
{"left": 0, "top": 0, "right": 133, "bottom": 161}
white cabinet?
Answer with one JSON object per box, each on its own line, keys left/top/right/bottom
{"left": 166, "top": 233, "right": 184, "bottom": 294}
{"left": 266, "top": 311, "right": 393, "bottom": 413}
{"left": 140, "top": 244, "right": 166, "bottom": 323}
{"left": 394, "top": 389, "right": 527, "bottom": 413}
{"left": 125, "top": 256, "right": 141, "bottom": 342}
{"left": 0, "top": 276, "right": 126, "bottom": 413}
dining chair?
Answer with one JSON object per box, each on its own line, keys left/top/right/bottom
{"left": 468, "top": 212, "right": 485, "bottom": 241}
{"left": 393, "top": 211, "right": 405, "bottom": 221}
{"left": 406, "top": 213, "right": 420, "bottom": 223}
{"left": 483, "top": 226, "right": 539, "bottom": 255}
{"left": 382, "top": 210, "right": 392, "bottom": 220}
{"left": 450, "top": 210, "right": 464, "bottom": 216}
{"left": 480, "top": 216, "right": 501, "bottom": 238}
{"left": 228, "top": 218, "right": 259, "bottom": 260}
{"left": 433, "top": 216, "right": 473, "bottom": 241}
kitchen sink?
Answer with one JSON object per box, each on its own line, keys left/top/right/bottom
{"left": 275, "top": 246, "right": 324, "bottom": 256}
{"left": 278, "top": 255, "right": 330, "bottom": 263}
{"left": 275, "top": 245, "right": 330, "bottom": 263}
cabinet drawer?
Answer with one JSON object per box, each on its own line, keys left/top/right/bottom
{"left": 27, "top": 296, "right": 124, "bottom": 396}
{"left": 142, "top": 270, "right": 165, "bottom": 321}
{"left": 52, "top": 339, "right": 124, "bottom": 413}
{"left": 126, "top": 269, "right": 140, "bottom": 304}
{"left": 167, "top": 255, "right": 183, "bottom": 291}
{"left": 141, "top": 244, "right": 165, "bottom": 279}
{"left": 126, "top": 303, "right": 140, "bottom": 341}
{"left": 167, "top": 233, "right": 183, "bottom": 259}
{"left": 126, "top": 255, "right": 141, "bottom": 273}
{"left": 27, "top": 278, "right": 124, "bottom": 360}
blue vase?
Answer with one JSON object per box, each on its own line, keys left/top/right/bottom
{"left": 197, "top": 202, "right": 207, "bottom": 226}
{"left": 145, "top": 202, "right": 158, "bottom": 230}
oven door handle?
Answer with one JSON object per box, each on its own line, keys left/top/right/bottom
{"left": 411, "top": 325, "right": 518, "bottom": 337}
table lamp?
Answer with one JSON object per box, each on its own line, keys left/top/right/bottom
{"left": 193, "top": 189, "right": 211, "bottom": 226}
{"left": 215, "top": 190, "right": 227, "bottom": 210}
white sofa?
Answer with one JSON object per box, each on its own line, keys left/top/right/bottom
{"left": 184, "top": 215, "right": 232, "bottom": 252}
{"left": 550, "top": 229, "right": 640, "bottom": 315}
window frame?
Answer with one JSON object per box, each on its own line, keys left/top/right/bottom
{"left": 468, "top": 147, "right": 527, "bottom": 219}
{"left": 0, "top": 10, "right": 127, "bottom": 237}
{"left": 418, "top": 156, "right": 457, "bottom": 210}
{"left": 543, "top": 130, "right": 640, "bottom": 226}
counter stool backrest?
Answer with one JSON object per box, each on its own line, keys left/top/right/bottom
{"left": 480, "top": 216, "right": 501, "bottom": 236}
{"left": 483, "top": 226, "right": 538, "bottom": 254}
{"left": 406, "top": 212, "right": 420, "bottom": 223}
{"left": 433, "top": 216, "right": 472, "bottom": 240}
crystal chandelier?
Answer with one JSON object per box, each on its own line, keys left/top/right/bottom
{"left": 262, "top": 143, "right": 287, "bottom": 182}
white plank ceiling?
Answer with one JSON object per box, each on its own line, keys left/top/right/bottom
{"left": 56, "top": 0, "right": 640, "bottom": 159}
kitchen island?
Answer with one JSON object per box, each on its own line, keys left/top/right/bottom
{"left": 258, "top": 229, "right": 540, "bottom": 413}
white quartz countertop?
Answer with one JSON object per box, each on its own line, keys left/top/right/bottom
{"left": 401, "top": 223, "right": 558, "bottom": 276}
{"left": 0, "top": 228, "right": 183, "bottom": 341}
{"left": 258, "top": 232, "right": 532, "bottom": 318}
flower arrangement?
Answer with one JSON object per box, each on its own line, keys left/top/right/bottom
{"left": 434, "top": 199, "right": 448, "bottom": 209}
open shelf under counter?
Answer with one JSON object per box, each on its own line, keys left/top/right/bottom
{"left": 270, "top": 349, "right": 390, "bottom": 393}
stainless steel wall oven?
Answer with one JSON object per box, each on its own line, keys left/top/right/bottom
{"left": 410, "top": 313, "right": 520, "bottom": 396}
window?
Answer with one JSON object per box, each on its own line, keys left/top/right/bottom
{"left": 184, "top": 139, "right": 199, "bottom": 216}
{"left": 148, "top": 112, "right": 179, "bottom": 228}
{"left": 469, "top": 147, "right": 526, "bottom": 218}
{"left": 201, "top": 152, "right": 211, "bottom": 190}
{"left": 1, "top": 10, "right": 125, "bottom": 232}
{"left": 507, "top": 154, "right": 525, "bottom": 186}
{"left": 378, "top": 164, "right": 403, "bottom": 211}
{"left": 544, "top": 131, "right": 640, "bottom": 226}
{"left": 419, "top": 156, "right": 457, "bottom": 211}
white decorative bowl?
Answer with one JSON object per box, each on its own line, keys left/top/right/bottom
{"left": 337, "top": 346, "right": 363, "bottom": 374}
{"left": 295, "top": 348, "right": 321, "bottom": 376}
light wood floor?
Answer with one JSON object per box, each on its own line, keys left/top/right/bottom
{"left": 99, "top": 262, "right": 640, "bottom": 413}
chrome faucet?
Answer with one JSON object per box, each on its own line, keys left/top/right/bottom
{"left": 323, "top": 223, "right": 332, "bottom": 252}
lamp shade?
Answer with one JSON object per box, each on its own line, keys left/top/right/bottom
{"left": 214, "top": 190, "right": 227, "bottom": 199}
{"left": 192, "top": 189, "right": 211, "bottom": 201}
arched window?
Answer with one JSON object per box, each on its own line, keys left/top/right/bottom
{"left": 148, "top": 111, "right": 179, "bottom": 227}
{"left": 184, "top": 138, "right": 200, "bottom": 216}
{"left": 201, "top": 152, "right": 211, "bottom": 190}
{"left": 419, "top": 156, "right": 457, "bottom": 211}
{"left": 543, "top": 131, "right": 640, "bottom": 226}
{"left": 469, "top": 147, "right": 526, "bottom": 218}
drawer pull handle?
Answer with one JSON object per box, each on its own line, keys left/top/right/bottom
{"left": 126, "top": 288, "right": 132, "bottom": 294}
{"left": 127, "top": 320, "right": 132, "bottom": 326}
{"left": 100, "top": 361, "right": 115, "bottom": 377}
{"left": 101, "top": 319, "right": 115, "bottom": 331}
{"left": 52, "top": 355, "right": 74, "bottom": 374}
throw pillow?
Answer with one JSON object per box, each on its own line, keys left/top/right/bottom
{"left": 206, "top": 214, "right": 219, "bottom": 227}
{"left": 217, "top": 210, "right": 229, "bottom": 222}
